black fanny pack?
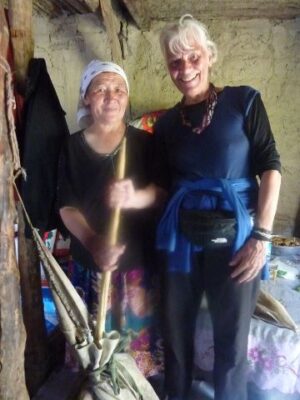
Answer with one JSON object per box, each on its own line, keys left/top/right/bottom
{"left": 179, "top": 209, "right": 236, "bottom": 248}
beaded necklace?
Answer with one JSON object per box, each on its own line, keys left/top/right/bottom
{"left": 179, "top": 83, "right": 218, "bottom": 134}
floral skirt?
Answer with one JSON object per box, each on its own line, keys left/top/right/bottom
{"left": 67, "top": 260, "right": 164, "bottom": 377}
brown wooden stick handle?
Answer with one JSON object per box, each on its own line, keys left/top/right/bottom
{"left": 96, "top": 138, "right": 126, "bottom": 341}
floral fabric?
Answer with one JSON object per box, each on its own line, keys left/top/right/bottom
{"left": 194, "top": 272, "right": 300, "bottom": 395}
{"left": 68, "top": 260, "right": 164, "bottom": 377}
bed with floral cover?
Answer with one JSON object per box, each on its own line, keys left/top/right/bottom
{"left": 194, "top": 255, "right": 300, "bottom": 396}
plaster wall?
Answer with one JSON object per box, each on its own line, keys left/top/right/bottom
{"left": 33, "top": 14, "right": 300, "bottom": 234}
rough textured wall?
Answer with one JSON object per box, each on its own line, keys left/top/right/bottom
{"left": 33, "top": 14, "right": 300, "bottom": 234}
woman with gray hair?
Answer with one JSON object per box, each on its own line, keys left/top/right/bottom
{"left": 109, "top": 14, "right": 281, "bottom": 400}
{"left": 57, "top": 60, "right": 163, "bottom": 377}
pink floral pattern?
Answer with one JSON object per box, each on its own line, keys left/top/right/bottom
{"left": 247, "top": 325, "right": 300, "bottom": 393}
{"left": 194, "top": 317, "right": 300, "bottom": 394}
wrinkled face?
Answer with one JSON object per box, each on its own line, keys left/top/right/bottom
{"left": 84, "top": 72, "right": 129, "bottom": 124}
{"left": 166, "top": 42, "right": 212, "bottom": 102}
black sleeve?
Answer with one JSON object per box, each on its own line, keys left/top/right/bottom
{"left": 151, "top": 119, "right": 172, "bottom": 191}
{"left": 138, "top": 129, "right": 155, "bottom": 186}
{"left": 125, "top": 126, "right": 154, "bottom": 188}
{"left": 56, "top": 142, "right": 79, "bottom": 209}
{"left": 246, "top": 94, "right": 281, "bottom": 176}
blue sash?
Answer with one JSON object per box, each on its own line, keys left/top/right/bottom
{"left": 156, "top": 178, "right": 268, "bottom": 279}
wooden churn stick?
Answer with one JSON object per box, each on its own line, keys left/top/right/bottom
{"left": 95, "top": 137, "right": 127, "bottom": 342}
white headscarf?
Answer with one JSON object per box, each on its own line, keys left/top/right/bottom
{"left": 77, "top": 60, "right": 130, "bottom": 129}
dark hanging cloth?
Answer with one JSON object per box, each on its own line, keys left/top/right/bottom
{"left": 20, "top": 58, "right": 69, "bottom": 235}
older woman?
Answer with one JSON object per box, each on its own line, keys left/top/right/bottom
{"left": 57, "top": 60, "right": 163, "bottom": 377}
{"left": 110, "top": 15, "right": 281, "bottom": 400}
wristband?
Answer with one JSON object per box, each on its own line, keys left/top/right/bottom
{"left": 253, "top": 226, "right": 272, "bottom": 235}
{"left": 251, "top": 229, "right": 272, "bottom": 242}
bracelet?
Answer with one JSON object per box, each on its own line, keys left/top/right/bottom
{"left": 251, "top": 229, "right": 272, "bottom": 242}
{"left": 253, "top": 226, "right": 272, "bottom": 235}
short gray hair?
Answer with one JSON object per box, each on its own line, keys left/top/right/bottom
{"left": 159, "top": 14, "right": 218, "bottom": 66}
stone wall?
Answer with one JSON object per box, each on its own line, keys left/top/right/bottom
{"left": 33, "top": 14, "right": 300, "bottom": 234}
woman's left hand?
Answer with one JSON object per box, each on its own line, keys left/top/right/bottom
{"left": 229, "top": 238, "right": 267, "bottom": 283}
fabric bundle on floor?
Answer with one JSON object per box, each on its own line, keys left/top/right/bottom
{"left": 33, "top": 226, "right": 158, "bottom": 400}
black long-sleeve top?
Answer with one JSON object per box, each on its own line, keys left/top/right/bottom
{"left": 57, "top": 125, "right": 155, "bottom": 271}
{"left": 152, "top": 86, "right": 281, "bottom": 194}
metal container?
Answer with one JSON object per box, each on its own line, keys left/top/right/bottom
{"left": 271, "top": 236, "right": 300, "bottom": 257}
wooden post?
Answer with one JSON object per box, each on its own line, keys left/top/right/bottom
{"left": 8, "top": 0, "right": 34, "bottom": 91}
{"left": 17, "top": 204, "right": 50, "bottom": 396}
{"left": 0, "top": 7, "right": 29, "bottom": 400}
{"left": 8, "top": 0, "right": 50, "bottom": 395}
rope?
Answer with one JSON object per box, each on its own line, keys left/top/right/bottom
{"left": 0, "top": 55, "right": 25, "bottom": 179}
{"left": 13, "top": 180, "right": 93, "bottom": 344}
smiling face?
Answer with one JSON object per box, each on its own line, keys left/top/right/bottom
{"left": 166, "top": 42, "right": 212, "bottom": 104}
{"left": 84, "top": 72, "right": 129, "bottom": 125}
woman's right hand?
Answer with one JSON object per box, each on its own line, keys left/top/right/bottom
{"left": 87, "top": 235, "right": 126, "bottom": 272}
{"left": 107, "top": 181, "right": 166, "bottom": 209}
{"left": 107, "top": 179, "right": 137, "bottom": 209}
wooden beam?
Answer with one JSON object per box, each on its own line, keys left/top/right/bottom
{"left": 120, "top": 0, "right": 150, "bottom": 30}
{"left": 32, "top": 0, "right": 99, "bottom": 16}
{"left": 32, "top": 0, "right": 58, "bottom": 17}
{"left": 81, "top": 0, "right": 99, "bottom": 12}
{"left": 0, "top": 6, "right": 29, "bottom": 400}
{"left": 99, "top": 0, "right": 123, "bottom": 65}
{"left": 58, "top": 0, "right": 90, "bottom": 14}
{"left": 8, "top": 0, "right": 34, "bottom": 91}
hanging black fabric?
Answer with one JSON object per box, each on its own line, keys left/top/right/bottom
{"left": 20, "top": 58, "right": 69, "bottom": 234}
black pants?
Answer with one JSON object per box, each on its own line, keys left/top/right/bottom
{"left": 162, "top": 246, "right": 260, "bottom": 400}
